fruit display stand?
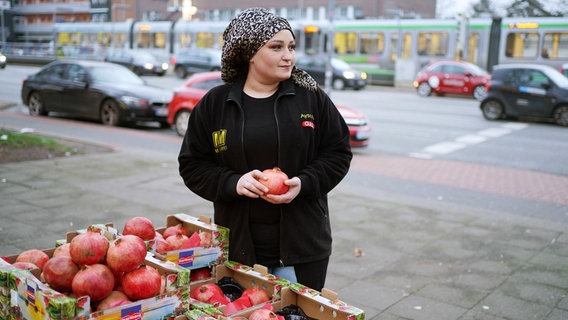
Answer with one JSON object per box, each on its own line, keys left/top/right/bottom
{"left": 152, "top": 214, "right": 229, "bottom": 270}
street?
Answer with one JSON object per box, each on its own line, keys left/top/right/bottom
{"left": 2, "top": 64, "right": 567, "bottom": 221}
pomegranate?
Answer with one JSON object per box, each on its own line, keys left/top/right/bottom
{"left": 249, "top": 308, "right": 280, "bottom": 320}
{"left": 242, "top": 287, "right": 270, "bottom": 305}
{"left": 106, "top": 235, "right": 147, "bottom": 273}
{"left": 96, "top": 290, "right": 131, "bottom": 311}
{"left": 69, "top": 227, "right": 109, "bottom": 265}
{"left": 190, "top": 283, "right": 230, "bottom": 305}
{"left": 225, "top": 295, "right": 252, "bottom": 314}
{"left": 11, "top": 261, "right": 38, "bottom": 270}
{"left": 190, "top": 267, "right": 212, "bottom": 282}
{"left": 122, "top": 217, "right": 155, "bottom": 241}
{"left": 52, "top": 243, "right": 71, "bottom": 257}
{"left": 258, "top": 167, "right": 289, "bottom": 195}
{"left": 154, "top": 236, "right": 174, "bottom": 253}
{"left": 16, "top": 249, "right": 49, "bottom": 270}
{"left": 72, "top": 264, "right": 115, "bottom": 302}
{"left": 162, "top": 224, "right": 190, "bottom": 238}
{"left": 180, "top": 232, "right": 201, "bottom": 249}
{"left": 42, "top": 255, "right": 79, "bottom": 293}
{"left": 165, "top": 234, "right": 189, "bottom": 250}
{"left": 199, "top": 231, "right": 212, "bottom": 247}
{"left": 121, "top": 265, "right": 161, "bottom": 301}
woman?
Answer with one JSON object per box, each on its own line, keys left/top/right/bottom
{"left": 178, "top": 7, "right": 352, "bottom": 291}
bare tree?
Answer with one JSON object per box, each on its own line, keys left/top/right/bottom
{"left": 506, "top": 0, "right": 563, "bottom": 16}
{"left": 470, "top": 0, "right": 498, "bottom": 17}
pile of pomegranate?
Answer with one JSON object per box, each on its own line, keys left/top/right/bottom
{"left": 11, "top": 216, "right": 210, "bottom": 312}
{"left": 154, "top": 223, "right": 212, "bottom": 253}
{"left": 190, "top": 282, "right": 272, "bottom": 315}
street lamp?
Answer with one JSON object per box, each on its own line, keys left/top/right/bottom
{"left": 181, "top": 0, "right": 197, "bottom": 21}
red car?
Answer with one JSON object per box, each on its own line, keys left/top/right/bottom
{"left": 167, "top": 71, "right": 371, "bottom": 147}
{"left": 413, "top": 60, "right": 491, "bottom": 101}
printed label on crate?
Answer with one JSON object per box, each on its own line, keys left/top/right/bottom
{"left": 165, "top": 247, "right": 223, "bottom": 269}
{"left": 121, "top": 304, "right": 143, "bottom": 320}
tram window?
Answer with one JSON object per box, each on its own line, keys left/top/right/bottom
{"left": 389, "top": 33, "right": 398, "bottom": 62}
{"left": 543, "top": 32, "right": 568, "bottom": 59}
{"left": 403, "top": 33, "right": 411, "bottom": 59}
{"left": 467, "top": 32, "right": 479, "bottom": 63}
{"left": 137, "top": 33, "right": 151, "bottom": 49}
{"left": 417, "top": 32, "right": 448, "bottom": 56}
{"left": 196, "top": 32, "right": 216, "bottom": 48}
{"left": 178, "top": 33, "right": 192, "bottom": 48}
{"left": 505, "top": 32, "right": 539, "bottom": 58}
{"left": 388, "top": 32, "right": 411, "bottom": 61}
{"left": 334, "top": 32, "right": 357, "bottom": 54}
{"left": 360, "top": 32, "right": 384, "bottom": 55}
{"left": 154, "top": 32, "right": 167, "bottom": 49}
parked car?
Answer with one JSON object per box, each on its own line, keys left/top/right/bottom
{"left": 560, "top": 63, "right": 568, "bottom": 78}
{"left": 171, "top": 48, "right": 222, "bottom": 79}
{"left": 167, "top": 71, "right": 224, "bottom": 136}
{"left": 104, "top": 49, "right": 169, "bottom": 76}
{"left": 21, "top": 60, "right": 173, "bottom": 127}
{"left": 413, "top": 60, "right": 491, "bottom": 100}
{"left": 0, "top": 51, "right": 6, "bottom": 69}
{"left": 479, "top": 64, "right": 568, "bottom": 126}
{"left": 295, "top": 56, "right": 367, "bottom": 90}
{"left": 167, "top": 72, "right": 372, "bottom": 147}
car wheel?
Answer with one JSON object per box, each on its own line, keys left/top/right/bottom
{"left": 332, "top": 78, "right": 345, "bottom": 90}
{"left": 553, "top": 106, "right": 568, "bottom": 126}
{"left": 28, "top": 92, "right": 47, "bottom": 116}
{"left": 174, "top": 110, "right": 191, "bottom": 136}
{"left": 175, "top": 66, "right": 187, "bottom": 79}
{"left": 132, "top": 67, "right": 143, "bottom": 76}
{"left": 100, "top": 99, "right": 121, "bottom": 126}
{"left": 473, "top": 85, "right": 487, "bottom": 101}
{"left": 481, "top": 100, "right": 504, "bottom": 121}
{"left": 417, "top": 82, "right": 432, "bottom": 97}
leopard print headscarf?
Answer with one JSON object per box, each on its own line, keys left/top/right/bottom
{"left": 221, "top": 7, "right": 318, "bottom": 92}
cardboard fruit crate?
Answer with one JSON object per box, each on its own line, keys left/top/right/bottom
{"left": 151, "top": 214, "right": 229, "bottom": 270}
{"left": 227, "top": 284, "right": 365, "bottom": 320}
{"left": 1, "top": 249, "right": 192, "bottom": 320}
{"left": 182, "top": 261, "right": 291, "bottom": 317}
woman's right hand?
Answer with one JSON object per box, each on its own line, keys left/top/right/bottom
{"left": 236, "top": 170, "right": 269, "bottom": 198}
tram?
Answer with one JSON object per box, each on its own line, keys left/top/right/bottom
{"left": 53, "top": 16, "right": 568, "bottom": 85}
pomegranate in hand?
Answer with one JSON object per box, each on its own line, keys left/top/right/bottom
{"left": 259, "top": 167, "right": 289, "bottom": 195}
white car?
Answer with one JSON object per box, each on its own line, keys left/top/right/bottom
{"left": 0, "top": 52, "right": 6, "bottom": 69}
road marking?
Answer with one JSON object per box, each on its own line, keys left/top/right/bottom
{"left": 409, "top": 122, "right": 528, "bottom": 159}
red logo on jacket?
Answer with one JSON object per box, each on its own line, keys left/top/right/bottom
{"left": 302, "top": 121, "right": 315, "bottom": 129}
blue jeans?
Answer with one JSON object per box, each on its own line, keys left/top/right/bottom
{"left": 269, "top": 266, "right": 297, "bottom": 283}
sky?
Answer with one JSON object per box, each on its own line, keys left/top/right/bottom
{"left": 436, "top": 0, "right": 567, "bottom": 18}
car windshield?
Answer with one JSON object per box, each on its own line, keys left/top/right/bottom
{"left": 331, "top": 58, "right": 352, "bottom": 70}
{"left": 134, "top": 52, "right": 157, "bottom": 60}
{"left": 89, "top": 66, "right": 145, "bottom": 85}
{"left": 466, "top": 63, "right": 488, "bottom": 75}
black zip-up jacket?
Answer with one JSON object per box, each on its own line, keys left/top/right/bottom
{"left": 178, "top": 77, "right": 352, "bottom": 267}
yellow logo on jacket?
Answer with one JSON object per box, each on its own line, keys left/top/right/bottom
{"left": 212, "top": 129, "right": 227, "bottom": 153}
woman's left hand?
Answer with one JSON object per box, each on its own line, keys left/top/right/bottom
{"left": 261, "top": 177, "right": 301, "bottom": 204}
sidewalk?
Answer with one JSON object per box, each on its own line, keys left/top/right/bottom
{"left": 1, "top": 133, "right": 567, "bottom": 319}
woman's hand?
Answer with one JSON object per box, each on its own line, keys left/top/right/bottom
{"left": 236, "top": 170, "right": 269, "bottom": 198}
{"left": 261, "top": 177, "right": 301, "bottom": 204}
